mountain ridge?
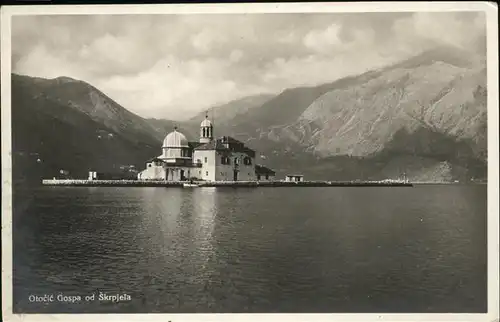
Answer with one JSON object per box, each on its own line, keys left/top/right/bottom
{"left": 10, "top": 45, "right": 487, "bottom": 182}
{"left": 11, "top": 73, "right": 164, "bottom": 182}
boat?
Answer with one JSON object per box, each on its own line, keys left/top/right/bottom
{"left": 183, "top": 182, "right": 200, "bottom": 188}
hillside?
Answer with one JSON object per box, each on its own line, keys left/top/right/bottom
{"left": 190, "top": 46, "right": 487, "bottom": 181}
{"left": 146, "top": 118, "right": 195, "bottom": 141}
{"left": 9, "top": 45, "right": 488, "bottom": 183}
{"left": 186, "top": 94, "right": 275, "bottom": 127}
{"left": 11, "top": 74, "right": 163, "bottom": 183}
{"left": 273, "top": 61, "right": 486, "bottom": 158}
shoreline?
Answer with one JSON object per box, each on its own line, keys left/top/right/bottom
{"left": 38, "top": 180, "right": 488, "bottom": 188}
{"left": 40, "top": 179, "right": 416, "bottom": 187}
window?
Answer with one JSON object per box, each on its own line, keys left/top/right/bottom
{"left": 221, "top": 156, "right": 230, "bottom": 164}
{"left": 206, "top": 171, "right": 208, "bottom": 176}
{"left": 148, "top": 164, "right": 151, "bottom": 167}
{"left": 204, "top": 157, "right": 208, "bottom": 163}
{"left": 244, "top": 157, "right": 252, "bottom": 165}
{"left": 196, "top": 159, "right": 201, "bottom": 164}
{"left": 266, "top": 174, "right": 269, "bottom": 180}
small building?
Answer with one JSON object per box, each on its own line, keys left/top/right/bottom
{"left": 88, "top": 169, "right": 136, "bottom": 180}
{"left": 255, "top": 165, "right": 276, "bottom": 181}
{"left": 57, "top": 169, "right": 71, "bottom": 179}
{"left": 88, "top": 171, "right": 98, "bottom": 181}
{"left": 285, "top": 175, "right": 304, "bottom": 182}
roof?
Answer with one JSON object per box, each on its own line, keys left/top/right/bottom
{"left": 201, "top": 118, "right": 213, "bottom": 127}
{"left": 147, "top": 156, "right": 165, "bottom": 163}
{"left": 255, "top": 164, "right": 276, "bottom": 175}
{"left": 192, "top": 136, "right": 256, "bottom": 157}
{"left": 286, "top": 174, "right": 304, "bottom": 177}
{"left": 222, "top": 136, "right": 256, "bottom": 157}
{"left": 188, "top": 141, "right": 204, "bottom": 149}
{"left": 163, "top": 129, "right": 189, "bottom": 148}
{"left": 221, "top": 136, "right": 244, "bottom": 145}
{"left": 194, "top": 139, "right": 229, "bottom": 151}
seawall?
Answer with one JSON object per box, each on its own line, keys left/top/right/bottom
{"left": 41, "top": 179, "right": 413, "bottom": 187}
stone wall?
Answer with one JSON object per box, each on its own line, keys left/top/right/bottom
{"left": 138, "top": 164, "right": 166, "bottom": 180}
{"left": 193, "top": 150, "right": 217, "bottom": 181}
{"left": 215, "top": 151, "right": 256, "bottom": 181}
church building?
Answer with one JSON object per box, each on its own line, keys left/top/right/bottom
{"left": 137, "top": 114, "right": 276, "bottom": 182}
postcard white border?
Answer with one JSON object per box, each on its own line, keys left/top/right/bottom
{"left": 1, "top": 2, "right": 499, "bottom": 322}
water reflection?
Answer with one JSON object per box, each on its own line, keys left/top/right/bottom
{"left": 12, "top": 185, "right": 487, "bottom": 313}
{"left": 192, "top": 188, "right": 217, "bottom": 266}
{"left": 133, "top": 187, "right": 220, "bottom": 310}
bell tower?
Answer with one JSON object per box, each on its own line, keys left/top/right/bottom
{"left": 200, "top": 111, "right": 213, "bottom": 144}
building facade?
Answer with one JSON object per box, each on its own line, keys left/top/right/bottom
{"left": 255, "top": 165, "right": 276, "bottom": 182}
{"left": 285, "top": 175, "right": 304, "bottom": 182}
{"left": 137, "top": 114, "right": 276, "bottom": 182}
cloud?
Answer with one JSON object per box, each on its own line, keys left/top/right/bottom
{"left": 391, "top": 12, "right": 486, "bottom": 54}
{"left": 95, "top": 56, "right": 256, "bottom": 120}
{"left": 229, "top": 49, "right": 244, "bottom": 63}
{"left": 15, "top": 44, "right": 91, "bottom": 81}
{"left": 11, "top": 12, "right": 486, "bottom": 120}
{"left": 303, "top": 23, "right": 343, "bottom": 53}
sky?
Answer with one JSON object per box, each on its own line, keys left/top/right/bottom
{"left": 12, "top": 11, "right": 486, "bottom": 121}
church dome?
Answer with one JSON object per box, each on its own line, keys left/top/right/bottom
{"left": 163, "top": 128, "right": 189, "bottom": 148}
{"left": 201, "top": 118, "right": 212, "bottom": 127}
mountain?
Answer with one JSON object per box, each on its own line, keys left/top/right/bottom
{"left": 210, "top": 46, "right": 485, "bottom": 150}
{"left": 10, "top": 45, "right": 488, "bottom": 183}
{"left": 142, "top": 92, "right": 273, "bottom": 140}
{"left": 11, "top": 74, "right": 164, "bottom": 183}
{"left": 186, "top": 93, "right": 275, "bottom": 126}
{"left": 188, "top": 46, "right": 487, "bottom": 181}
{"left": 275, "top": 59, "right": 486, "bottom": 159}
{"left": 145, "top": 118, "right": 195, "bottom": 141}
{"left": 15, "top": 75, "right": 162, "bottom": 144}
